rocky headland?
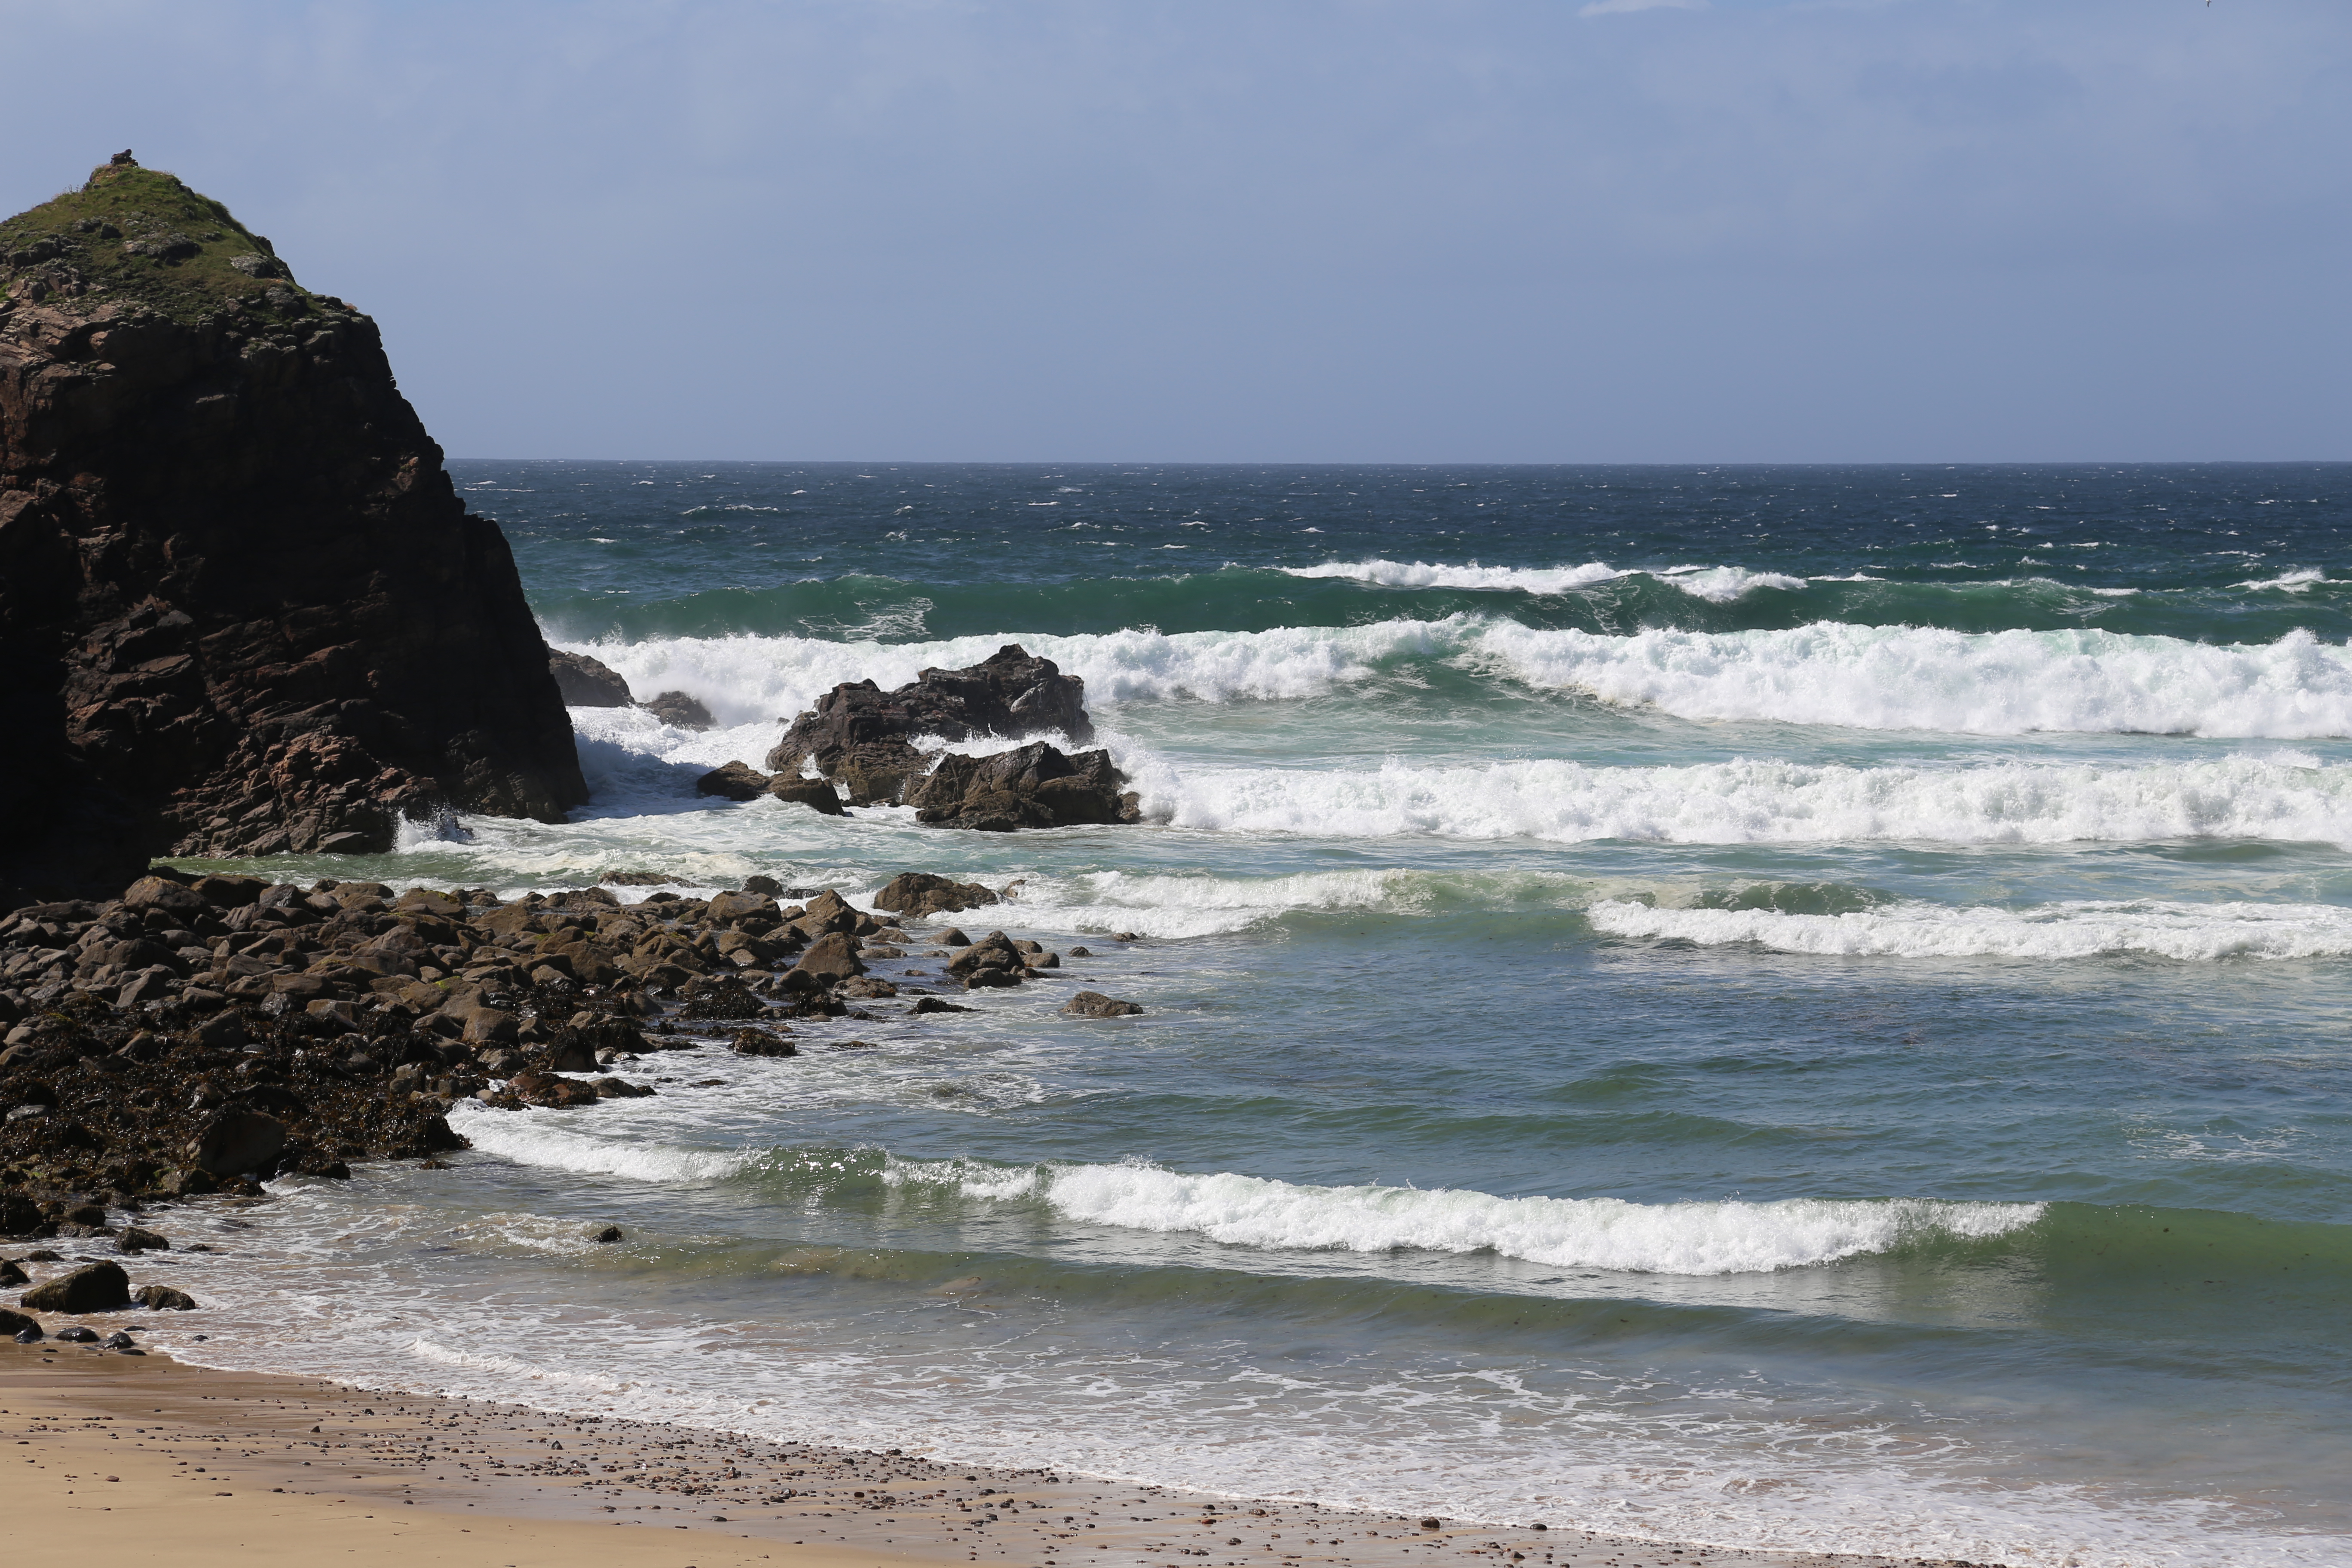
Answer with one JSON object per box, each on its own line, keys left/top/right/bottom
{"left": 0, "top": 155, "right": 586, "bottom": 906}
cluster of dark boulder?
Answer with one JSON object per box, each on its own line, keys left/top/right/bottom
{"left": 1, "top": 862, "right": 1144, "bottom": 1324}
{"left": 681, "top": 645, "right": 1145, "bottom": 832}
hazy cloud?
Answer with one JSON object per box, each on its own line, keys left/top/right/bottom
{"left": 1580, "top": 0, "right": 1706, "bottom": 18}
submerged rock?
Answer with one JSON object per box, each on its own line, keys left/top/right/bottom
{"left": 644, "top": 689, "right": 715, "bottom": 730}
{"left": 1062, "top": 990, "right": 1145, "bottom": 1018}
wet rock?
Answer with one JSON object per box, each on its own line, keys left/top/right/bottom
{"left": 908, "top": 996, "right": 976, "bottom": 1015}
{"left": 593, "top": 1225, "right": 624, "bottom": 1244}
{"left": 793, "top": 931, "right": 867, "bottom": 984}
{"left": 936, "top": 928, "right": 972, "bottom": 948}
{"left": 873, "top": 873, "right": 1001, "bottom": 921}
{"left": 21, "top": 1259, "right": 131, "bottom": 1311}
{"left": 764, "top": 645, "right": 1095, "bottom": 805}
{"left": 55, "top": 1325, "right": 99, "bottom": 1342}
{"left": 836, "top": 976, "right": 898, "bottom": 999}
{"left": 695, "top": 760, "right": 771, "bottom": 801}
{"left": 134, "top": 1284, "right": 197, "bottom": 1310}
{"left": 947, "top": 933, "right": 1026, "bottom": 988}
{"left": 590, "top": 1076, "right": 655, "bottom": 1099}
{"left": 644, "top": 690, "right": 715, "bottom": 730}
{"left": 767, "top": 777, "right": 846, "bottom": 815}
{"left": 101, "top": 1330, "right": 137, "bottom": 1348}
{"left": 1062, "top": 990, "right": 1145, "bottom": 1018}
{"left": 0, "top": 1305, "right": 37, "bottom": 1336}
{"left": 192, "top": 1109, "right": 288, "bottom": 1175}
{"left": 911, "top": 741, "right": 1141, "bottom": 832}
{"left": 548, "top": 649, "right": 635, "bottom": 707}
{"left": 1068, "top": 946, "right": 1092, "bottom": 957}
{"left": 677, "top": 977, "right": 769, "bottom": 1021}
{"left": 507, "top": 1070, "right": 601, "bottom": 1109}
{"left": 115, "top": 1225, "right": 169, "bottom": 1253}
{"left": 729, "top": 1029, "right": 797, "bottom": 1057}
{"left": 0, "top": 1260, "right": 23, "bottom": 1286}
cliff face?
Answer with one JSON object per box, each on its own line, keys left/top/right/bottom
{"left": 0, "top": 158, "right": 585, "bottom": 903}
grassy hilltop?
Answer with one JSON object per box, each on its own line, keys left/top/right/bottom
{"left": 0, "top": 156, "right": 322, "bottom": 322}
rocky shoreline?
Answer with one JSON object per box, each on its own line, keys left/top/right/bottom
{"left": 0, "top": 862, "right": 1142, "bottom": 1314}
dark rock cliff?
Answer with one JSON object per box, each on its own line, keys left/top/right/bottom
{"left": 0, "top": 157, "right": 585, "bottom": 904}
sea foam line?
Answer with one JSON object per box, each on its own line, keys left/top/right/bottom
{"left": 555, "top": 617, "right": 2352, "bottom": 739}
{"left": 1132, "top": 753, "right": 2352, "bottom": 847}
{"left": 1279, "top": 559, "right": 1806, "bottom": 602}
{"left": 882, "top": 1159, "right": 2043, "bottom": 1275}
{"left": 1588, "top": 897, "right": 2352, "bottom": 962}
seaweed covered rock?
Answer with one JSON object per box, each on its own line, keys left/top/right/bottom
{"left": 0, "top": 157, "right": 587, "bottom": 903}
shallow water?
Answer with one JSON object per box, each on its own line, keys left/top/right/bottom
{"left": 159, "top": 463, "right": 2352, "bottom": 1567}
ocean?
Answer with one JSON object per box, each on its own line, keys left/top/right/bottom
{"left": 154, "top": 462, "right": 2352, "bottom": 1566}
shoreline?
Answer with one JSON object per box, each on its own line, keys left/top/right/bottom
{"left": 1, "top": 1335, "right": 1981, "bottom": 1568}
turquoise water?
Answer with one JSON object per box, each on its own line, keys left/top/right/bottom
{"left": 156, "top": 464, "right": 2352, "bottom": 1566}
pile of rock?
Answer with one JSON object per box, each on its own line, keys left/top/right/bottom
{"left": 0, "top": 864, "right": 1143, "bottom": 1256}
{"left": 748, "top": 645, "right": 1142, "bottom": 830}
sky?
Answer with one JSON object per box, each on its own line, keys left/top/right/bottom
{"left": 0, "top": 0, "right": 2345, "bottom": 463}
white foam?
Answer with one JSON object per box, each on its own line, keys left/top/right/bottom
{"left": 2233, "top": 568, "right": 2330, "bottom": 593}
{"left": 1145, "top": 754, "right": 2352, "bottom": 847}
{"left": 1280, "top": 559, "right": 1804, "bottom": 603}
{"left": 555, "top": 617, "right": 2352, "bottom": 741}
{"left": 1588, "top": 897, "right": 2352, "bottom": 962}
{"left": 1474, "top": 620, "right": 2352, "bottom": 738}
{"left": 885, "top": 1158, "right": 2042, "bottom": 1275}
{"left": 448, "top": 1102, "right": 752, "bottom": 1181}
{"left": 1282, "top": 559, "right": 1631, "bottom": 594}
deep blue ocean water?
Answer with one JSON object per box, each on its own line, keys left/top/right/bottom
{"left": 159, "top": 463, "right": 2352, "bottom": 1567}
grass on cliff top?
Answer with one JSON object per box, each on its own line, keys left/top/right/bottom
{"left": 0, "top": 161, "right": 326, "bottom": 322}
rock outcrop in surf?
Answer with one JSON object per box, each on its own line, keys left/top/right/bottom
{"left": 0, "top": 157, "right": 588, "bottom": 903}
{"left": 763, "top": 644, "right": 1139, "bottom": 829}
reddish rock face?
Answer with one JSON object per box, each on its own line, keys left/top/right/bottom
{"left": 0, "top": 162, "right": 585, "bottom": 903}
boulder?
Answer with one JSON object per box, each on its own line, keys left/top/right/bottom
{"left": 0, "top": 159, "right": 587, "bottom": 907}
{"left": 910, "top": 743, "right": 1141, "bottom": 832}
{"left": 873, "top": 872, "right": 1001, "bottom": 920}
{"left": 134, "top": 1284, "right": 198, "bottom": 1311}
{"left": 695, "top": 761, "right": 770, "bottom": 802}
{"left": 707, "top": 889, "right": 779, "bottom": 925}
{"left": 115, "top": 1225, "right": 169, "bottom": 1253}
{"left": 191, "top": 1109, "right": 288, "bottom": 1175}
{"left": 1063, "top": 990, "right": 1145, "bottom": 1018}
{"left": 21, "top": 1259, "right": 131, "bottom": 1312}
{"left": 763, "top": 645, "right": 1094, "bottom": 803}
{"left": 644, "top": 690, "right": 714, "bottom": 730}
{"left": 591, "top": 1076, "right": 655, "bottom": 1098}
{"left": 677, "top": 977, "right": 769, "bottom": 1020}
{"left": 548, "top": 649, "right": 634, "bottom": 706}
{"left": 768, "top": 777, "right": 846, "bottom": 815}
{"left": 729, "top": 1029, "right": 798, "bottom": 1057}
{"left": 909, "top": 996, "right": 976, "bottom": 1015}
{"left": 508, "top": 1070, "right": 601, "bottom": 1109}
{"left": 946, "top": 932, "right": 1025, "bottom": 988}
{"left": 0, "top": 1305, "right": 37, "bottom": 1335}
{"left": 793, "top": 931, "right": 867, "bottom": 983}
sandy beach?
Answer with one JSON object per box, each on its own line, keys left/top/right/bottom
{"left": 0, "top": 1335, "right": 1971, "bottom": 1568}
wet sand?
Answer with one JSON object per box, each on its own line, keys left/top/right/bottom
{"left": 0, "top": 1336, "right": 1990, "bottom": 1568}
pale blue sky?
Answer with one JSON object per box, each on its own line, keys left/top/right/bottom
{"left": 2, "top": 1, "right": 2343, "bottom": 461}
